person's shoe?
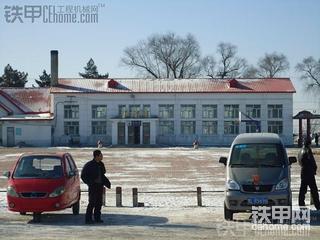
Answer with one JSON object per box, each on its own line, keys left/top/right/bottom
{"left": 95, "top": 219, "right": 104, "bottom": 223}
{"left": 85, "top": 220, "right": 95, "bottom": 224}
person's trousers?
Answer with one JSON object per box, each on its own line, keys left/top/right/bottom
{"left": 299, "top": 174, "right": 320, "bottom": 210}
{"left": 86, "top": 184, "right": 104, "bottom": 221}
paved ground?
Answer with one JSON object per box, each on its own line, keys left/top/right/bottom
{"left": 0, "top": 147, "right": 320, "bottom": 239}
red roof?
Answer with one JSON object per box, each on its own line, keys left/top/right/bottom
{"left": 0, "top": 88, "right": 51, "bottom": 113}
{"left": 51, "top": 78, "right": 296, "bottom": 94}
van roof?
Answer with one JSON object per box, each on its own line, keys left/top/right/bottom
{"left": 232, "top": 133, "right": 282, "bottom": 145}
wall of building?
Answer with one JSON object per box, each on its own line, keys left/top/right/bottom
{"left": 53, "top": 92, "right": 294, "bottom": 146}
{"left": 1, "top": 122, "right": 52, "bottom": 147}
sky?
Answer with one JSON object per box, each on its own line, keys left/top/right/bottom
{"left": 0, "top": 0, "right": 319, "bottom": 114}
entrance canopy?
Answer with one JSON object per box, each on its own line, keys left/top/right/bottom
{"left": 293, "top": 110, "right": 320, "bottom": 146}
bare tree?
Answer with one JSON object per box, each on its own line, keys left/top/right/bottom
{"left": 256, "top": 52, "right": 289, "bottom": 78}
{"left": 201, "top": 55, "right": 216, "bottom": 78}
{"left": 296, "top": 56, "right": 320, "bottom": 91}
{"left": 121, "top": 33, "right": 202, "bottom": 78}
{"left": 242, "top": 65, "right": 259, "bottom": 78}
{"left": 216, "top": 42, "right": 247, "bottom": 79}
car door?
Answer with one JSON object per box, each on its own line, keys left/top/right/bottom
{"left": 65, "top": 154, "right": 80, "bottom": 203}
{"left": 62, "top": 154, "right": 73, "bottom": 206}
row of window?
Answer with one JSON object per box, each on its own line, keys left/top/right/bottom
{"left": 159, "top": 120, "right": 283, "bottom": 135}
{"left": 64, "top": 120, "right": 283, "bottom": 136}
{"left": 64, "top": 104, "right": 283, "bottom": 119}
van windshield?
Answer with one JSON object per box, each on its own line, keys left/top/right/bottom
{"left": 229, "top": 143, "right": 286, "bottom": 167}
{"left": 13, "top": 156, "right": 63, "bottom": 179}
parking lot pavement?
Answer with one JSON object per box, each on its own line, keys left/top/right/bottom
{"left": 0, "top": 147, "right": 320, "bottom": 239}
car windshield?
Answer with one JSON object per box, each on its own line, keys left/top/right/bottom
{"left": 13, "top": 156, "right": 63, "bottom": 179}
{"left": 229, "top": 143, "right": 286, "bottom": 167}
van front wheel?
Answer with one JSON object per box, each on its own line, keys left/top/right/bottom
{"left": 224, "top": 203, "right": 233, "bottom": 221}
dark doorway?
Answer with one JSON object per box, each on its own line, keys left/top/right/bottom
{"left": 7, "top": 127, "right": 14, "bottom": 147}
{"left": 118, "top": 122, "right": 125, "bottom": 145}
{"left": 143, "top": 122, "right": 150, "bottom": 144}
{"left": 128, "top": 125, "right": 140, "bottom": 145}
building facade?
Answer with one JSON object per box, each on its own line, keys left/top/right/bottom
{"left": 50, "top": 77, "right": 295, "bottom": 146}
{"left": 0, "top": 51, "right": 296, "bottom": 147}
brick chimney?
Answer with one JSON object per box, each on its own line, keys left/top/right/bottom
{"left": 51, "top": 50, "right": 58, "bottom": 86}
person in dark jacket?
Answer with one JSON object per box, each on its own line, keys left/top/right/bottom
{"left": 81, "top": 150, "right": 111, "bottom": 224}
{"left": 298, "top": 139, "right": 320, "bottom": 210}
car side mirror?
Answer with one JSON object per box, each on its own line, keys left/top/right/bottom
{"left": 219, "top": 157, "right": 227, "bottom": 166}
{"left": 3, "top": 171, "right": 10, "bottom": 178}
{"left": 289, "top": 156, "right": 297, "bottom": 165}
{"left": 68, "top": 171, "right": 76, "bottom": 177}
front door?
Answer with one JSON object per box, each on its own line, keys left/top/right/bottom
{"left": 128, "top": 125, "right": 140, "bottom": 144}
{"left": 7, "top": 127, "right": 14, "bottom": 147}
{"left": 143, "top": 122, "right": 150, "bottom": 144}
{"left": 117, "top": 122, "right": 125, "bottom": 145}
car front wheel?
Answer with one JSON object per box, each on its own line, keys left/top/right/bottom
{"left": 224, "top": 202, "right": 233, "bottom": 221}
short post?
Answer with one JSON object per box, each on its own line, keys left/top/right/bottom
{"left": 116, "top": 187, "right": 122, "bottom": 207}
{"left": 133, "top": 188, "right": 138, "bottom": 207}
{"left": 197, "top": 187, "right": 202, "bottom": 207}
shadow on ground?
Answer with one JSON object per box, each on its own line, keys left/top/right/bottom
{"left": 15, "top": 213, "right": 217, "bottom": 230}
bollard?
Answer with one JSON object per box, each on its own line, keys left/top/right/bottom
{"left": 133, "top": 188, "right": 138, "bottom": 207}
{"left": 197, "top": 187, "right": 202, "bottom": 207}
{"left": 116, "top": 187, "right": 122, "bottom": 207}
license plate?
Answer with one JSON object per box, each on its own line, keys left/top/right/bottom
{"left": 247, "top": 197, "right": 268, "bottom": 205}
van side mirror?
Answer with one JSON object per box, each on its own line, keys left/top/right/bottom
{"left": 3, "top": 171, "right": 10, "bottom": 178}
{"left": 289, "top": 156, "right": 297, "bottom": 165}
{"left": 219, "top": 157, "right": 227, "bottom": 166}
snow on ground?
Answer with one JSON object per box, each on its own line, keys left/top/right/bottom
{"left": 1, "top": 147, "right": 320, "bottom": 239}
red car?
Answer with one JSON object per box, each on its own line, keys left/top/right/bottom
{"left": 4, "top": 153, "right": 81, "bottom": 222}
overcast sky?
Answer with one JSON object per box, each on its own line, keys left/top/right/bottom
{"left": 0, "top": 0, "right": 319, "bottom": 114}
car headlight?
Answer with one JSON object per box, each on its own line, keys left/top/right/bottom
{"left": 49, "top": 186, "right": 65, "bottom": 198}
{"left": 275, "top": 178, "right": 288, "bottom": 190}
{"left": 226, "top": 179, "right": 240, "bottom": 190}
{"left": 7, "top": 186, "right": 19, "bottom": 197}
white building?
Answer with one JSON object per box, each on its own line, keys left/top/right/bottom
{"left": 0, "top": 51, "right": 296, "bottom": 146}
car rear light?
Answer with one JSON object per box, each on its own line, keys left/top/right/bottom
{"left": 7, "top": 186, "right": 19, "bottom": 197}
{"left": 9, "top": 202, "right": 15, "bottom": 208}
{"left": 49, "top": 186, "right": 65, "bottom": 198}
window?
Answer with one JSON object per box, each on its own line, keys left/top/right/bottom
{"left": 159, "top": 104, "right": 174, "bottom": 118}
{"left": 92, "top": 121, "right": 107, "bottom": 135}
{"left": 224, "top": 105, "right": 239, "bottom": 118}
{"left": 202, "top": 121, "right": 217, "bottom": 135}
{"left": 202, "top": 105, "right": 217, "bottom": 119}
{"left": 268, "top": 105, "right": 282, "bottom": 118}
{"left": 181, "top": 105, "right": 195, "bottom": 119}
{"left": 13, "top": 156, "right": 62, "bottom": 179}
{"left": 142, "top": 105, "right": 150, "bottom": 118}
{"left": 181, "top": 121, "right": 195, "bottom": 135}
{"left": 268, "top": 121, "right": 283, "bottom": 134}
{"left": 64, "top": 105, "right": 79, "bottom": 119}
{"left": 118, "top": 105, "right": 127, "bottom": 118}
{"left": 159, "top": 121, "right": 174, "bottom": 135}
{"left": 64, "top": 121, "right": 79, "bottom": 135}
{"left": 246, "top": 105, "right": 261, "bottom": 118}
{"left": 92, "top": 105, "right": 107, "bottom": 119}
{"left": 129, "top": 105, "right": 140, "bottom": 118}
{"left": 246, "top": 122, "right": 260, "bottom": 133}
{"left": 66, "top": 155, "right": 76, "bottom": 171}
{"left": 224, "top": 121, "right": 239, "bottom": 134}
